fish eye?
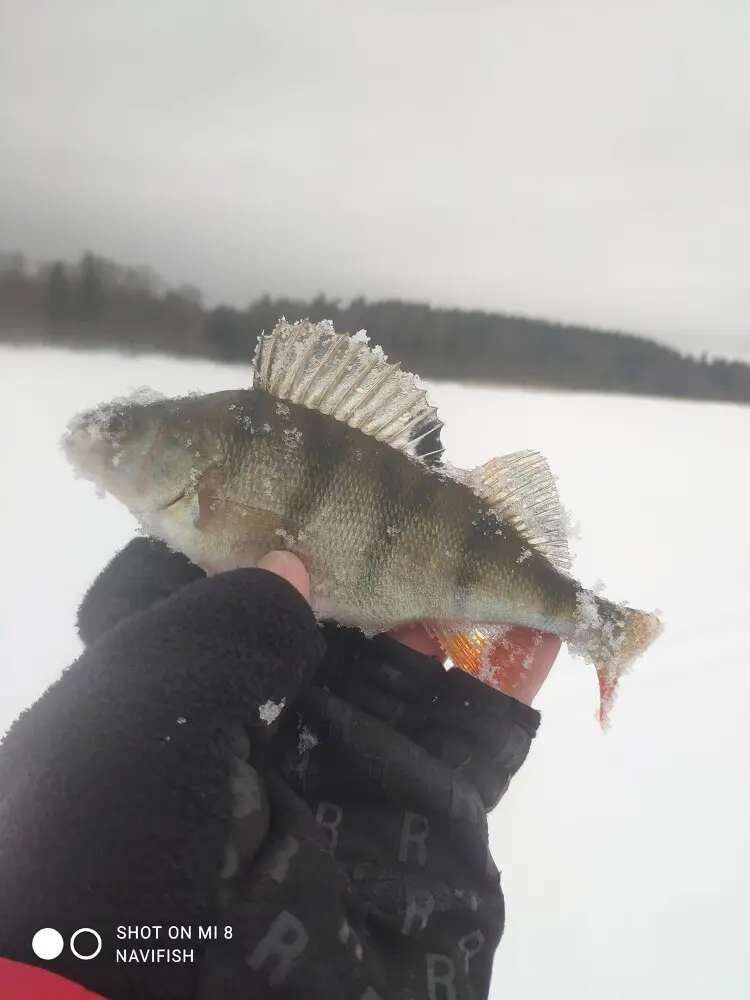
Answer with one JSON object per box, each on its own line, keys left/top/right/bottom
{"left": 106, "top": 411, "right": 130, "bottom": 438}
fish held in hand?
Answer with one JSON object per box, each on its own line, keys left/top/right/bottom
{"left": 61, "top": 319, "right": 662, "bottom": 726}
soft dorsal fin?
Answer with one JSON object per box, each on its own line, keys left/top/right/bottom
{"left": 469, "top": 450, "right": 572, "bottom": 573}
{"left": 252, "top": 318, "right": 445, "bottom": 461}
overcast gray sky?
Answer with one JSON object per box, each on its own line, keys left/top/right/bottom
{"left": 2, "top": 0, "right": 748, "bottom": 340}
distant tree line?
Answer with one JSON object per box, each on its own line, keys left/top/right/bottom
{"left": 2, "top": 249, "right": 749, "bottom": 405}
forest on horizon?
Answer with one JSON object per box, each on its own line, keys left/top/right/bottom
{"left": 1, "top": 249, "right": 749, "bottom": 406}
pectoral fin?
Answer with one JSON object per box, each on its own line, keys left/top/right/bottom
{"left": 192, "top": 468, "right": 291, "bottom": 538}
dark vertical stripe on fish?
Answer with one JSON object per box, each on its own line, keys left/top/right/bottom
{"left": 375, "top": 459, "right": 439, "bottom": 595}
{"left": 453, "top": 504, "right": 499, "bottom": 617}
{"left": 354, "top": 443, "right": 396, "bottom": 597}
{"left": 284, "top": 407, "right": 353, "bottom": 532}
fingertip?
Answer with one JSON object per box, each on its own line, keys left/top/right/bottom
{"left": 257, "top": 551, "right": 311, "bottom": 603}
{"left": 388, "top": 623, "right": 446, "bottom": 660}
{"left": 495, "top": 627, "right": 562, "bottom": 705}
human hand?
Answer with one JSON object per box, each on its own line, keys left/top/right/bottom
{"left": 256, "top": 551, "right": 561, "bottom": 706}
{"left": 21, "top": 537, "right": 544, "bottom": 999}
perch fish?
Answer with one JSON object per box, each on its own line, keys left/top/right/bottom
{"left": 61, "top": 319, "right": 662, "bottom": 725}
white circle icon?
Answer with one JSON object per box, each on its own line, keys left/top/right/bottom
{"left": 31, "top": 928, "right": 64, "bottom": 960}
{"left": 70, "top": 928, "right": 103, "bottom": 960}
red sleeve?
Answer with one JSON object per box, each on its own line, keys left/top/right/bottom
{"left": 0, "top": 958, "right": 109, "bottom": 1000}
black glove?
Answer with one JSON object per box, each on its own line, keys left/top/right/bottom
{"left": 0, "top": 538, "right": 541, "bottom": 1000}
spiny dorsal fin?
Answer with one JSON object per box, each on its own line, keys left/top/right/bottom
{"left": 469, "top": 450, "right": 572, "bottom": 573}
{"left": 252, "top": 318, "right": 445, "bottom": 461}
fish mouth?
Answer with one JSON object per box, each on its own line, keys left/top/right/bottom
{"left": 61, "top": 423, "right": 109, "bottom": 481}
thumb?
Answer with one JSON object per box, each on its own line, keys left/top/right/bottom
{"left": 257, "top": 551, "right": 312, "bottom": 604}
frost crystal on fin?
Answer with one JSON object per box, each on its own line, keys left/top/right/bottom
{"left": 251, "top": 318, "right": 445, "bottom": 462}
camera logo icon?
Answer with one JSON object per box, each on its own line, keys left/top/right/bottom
{"left": 32, "top": 928, "right": 103, "bottom": 961}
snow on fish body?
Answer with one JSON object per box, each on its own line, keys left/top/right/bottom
{"left": 61, "top": 318, "right": 662, "bottom": 726}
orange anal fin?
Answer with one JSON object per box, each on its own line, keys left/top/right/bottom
{"left": 429, "top": 624, "right": 561, "bottom": 705}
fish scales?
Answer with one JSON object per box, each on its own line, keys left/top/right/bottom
{"left": 61, "top": 317, "right": 662, "bottom": 728}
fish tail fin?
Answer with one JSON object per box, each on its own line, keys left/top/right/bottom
{"left": 577, "top": 596, "right": 663, "bottom": 729}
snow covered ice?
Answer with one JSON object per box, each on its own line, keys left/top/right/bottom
{"left": 2, "top": 344, "right": 749, "bottom": 999}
